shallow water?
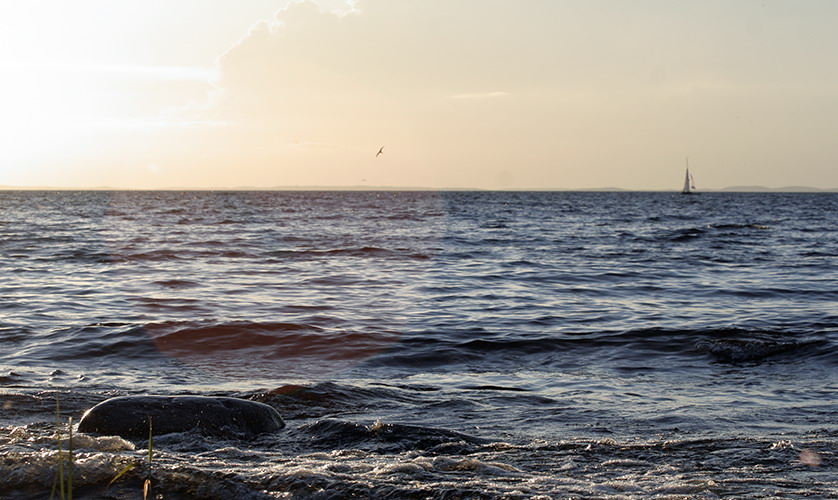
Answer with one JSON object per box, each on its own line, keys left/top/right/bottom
{"left": 1, "top": 190, "right": 836, "bottom": 498}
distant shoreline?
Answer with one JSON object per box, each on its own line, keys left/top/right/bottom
{"left": 1, "top": 185, "right": 837, "bottom": 193}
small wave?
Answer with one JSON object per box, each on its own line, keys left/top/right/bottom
{"left": 218, "top": 250, "right": 252, "bottom": 258}
{"left": 296, "top": 418, "right": 484, "bottom": 453}
{"left": 693, "top": 330, "right": 829, "bottom": 363}
{"left": 153, "top": 279, "right": 200, "bottom": 289}
{"left": 111, "top": 248, "right": 258, "bottom": 262}
{"left": 709, "top": 223, "right": 770, "bottom": 230}
{"left": 200, "top": 239, "right": 235, "bottom": 247}
{"left": 32, "top": 248, "right": 113, "bottom": 264}
{"left": 320, "top": 247, "right": 396, "bottom": 257}
{"left": 0, "top": 324, "right": 32, "bottom": 345}
{"left": 800, "top": 250, "right": 838, "bottom": 257}
{"left": 667, "top": 223, "right": 770, "bottom": 242}
{"left": 251, "top": 382, "right": 414, "bottom": 420}
{"left": 696, "top": 338, "right": 798, "bottom": 363}
{"left": 266, "top": 247, "right": 429, "bottom": 260}
{"left": 0, "top": 372, "right": 27, "bottom": 384}
{"left": 146, "top": 322, "right": 402, "bottom": 378}
{"left": 113, "top": 250, "right": 183, "bottom": 262}
{"left": 134, "top": 297, "right": 206, "bottom": 313}
{"left": 385, "top": 212, "right": 423, "bottom": 221}
{"left": 669, "top": 227, "right": 705, "bottom": 241}
{"left": 149, "top": 321, "right": 324, "bottom": 352}
{"left": 464, "top": 385, "right": 530, "bottom": 392}
{"left": 17, "top": 324, "right": 163, "bottom": 363}
{"left": 718, "top": 288, "right": 838, "bottom": 299}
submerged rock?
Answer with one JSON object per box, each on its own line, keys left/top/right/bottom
{"left": 78, "top": 395, "right": 285, "bottom": 438}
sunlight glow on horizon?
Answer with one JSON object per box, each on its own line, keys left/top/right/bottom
{"left": 2, "top": 0, "right": 838, "bottom": 190}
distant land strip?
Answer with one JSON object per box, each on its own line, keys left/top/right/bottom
{"left": 1, "top": 185, "right": 837, "bottom": 192}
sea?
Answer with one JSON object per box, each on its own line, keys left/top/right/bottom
{"left": 0, "top": 190, "right": 836, "bottom": 499}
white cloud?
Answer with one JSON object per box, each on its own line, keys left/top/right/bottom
{"left": 213, "top": 1, "right": 559, "bottom": 117}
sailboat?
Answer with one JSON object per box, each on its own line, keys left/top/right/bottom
{"left": 681, "top": 157, "right": 696, "bottom": 194}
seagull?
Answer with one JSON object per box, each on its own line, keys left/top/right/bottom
{"left": 376, "top": 146, "right": 384, "bottom": 158}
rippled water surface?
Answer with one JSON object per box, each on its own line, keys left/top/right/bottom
{"left": 1, "top": 190, "right": 836, "bottom": 498}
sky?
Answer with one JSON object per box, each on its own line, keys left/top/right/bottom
{"left": 1, "top": 0, "right": 837, "bottom": 190}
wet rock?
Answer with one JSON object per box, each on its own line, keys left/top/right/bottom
{"left": 78, "top": 395, "right": 284, "bottom": 438}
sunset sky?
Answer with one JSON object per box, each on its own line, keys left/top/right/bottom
{"left": 1, "top": 0, "right": 837, "bottom": 190}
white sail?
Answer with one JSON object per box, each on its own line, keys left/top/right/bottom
{"left": 682, "top": 157, "right": 692, "bottom": 194}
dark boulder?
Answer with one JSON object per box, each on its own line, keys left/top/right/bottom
{"left": 78, "top": 395, "right": 284, "bottom": 438}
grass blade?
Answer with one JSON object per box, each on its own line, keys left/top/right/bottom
{"left": 107, "top": 464, "right": 136, "bottom": 487}
{"left": 148, "top": 414, "right": 153, "bottom": 463}
{"left": 67, "top": 416, "right": 73, "bottom": 500}
{"left": 52, "top": 397, "right": 66, "bottom": 500}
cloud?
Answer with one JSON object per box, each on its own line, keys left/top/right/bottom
{"left": 212, "top": 1, "right": 566, "bottom": 122}
{"left": 202, "top": 0, "right": 714, "bottom": 188}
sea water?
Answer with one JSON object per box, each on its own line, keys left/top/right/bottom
{"left": 0, "top": 190, "right": 836, "bottom": 498}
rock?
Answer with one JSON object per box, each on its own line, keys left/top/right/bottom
{"left": 78, "top": 395, "right": 284, "bottom": 438}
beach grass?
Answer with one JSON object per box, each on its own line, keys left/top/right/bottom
{"left": 144, "top": 415, "right": 153, "bottom": 499}
{"left": 49, "top": 398, "right": 154, "bottom": 499}
{"left": 50, "top": 399, "right": 72, "bottom": 500}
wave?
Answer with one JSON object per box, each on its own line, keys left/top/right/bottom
{"left": 110, "top": 248, "right": 258, "bottom": 262}
{"left": 20, "top": 243, "right": 435, "bottom": 265}
{"left": 246, "top": 382, "right": 485, "bottom": 452}
{"left": 7, "top": 317, "right": 837, "bottom": 376}
{"left": 666, "top": 222, "right": 771, "bottom": 242}
{"left": 710, "top": 223, "right": 771, "bottom": 230}
{"left": 294, "top": 418, "right": 484, "bottom": 453}
{"left": 369, "top": 327, "right": 838, "bottom": 368}
{"left": 152, "top": 279, "right": 200, "bottom": 289}
{"left": 266, "top": 246, "right": 430, "bottom": 260}
{"left": 13, "top": 323, "right": 163, "bottom": 363}
{"left": 112, "top": 249, "right": 185, "bottom": 262}
{"left": 8, "top": 321, "right": 400, "bottom": 374}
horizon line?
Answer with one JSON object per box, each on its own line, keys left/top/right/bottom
{"left": 1, "top": 184, "right": 837, "bottom": 193}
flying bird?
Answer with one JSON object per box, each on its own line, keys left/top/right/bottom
{"left": 376, "top": 146, "right": 384, "bottom": 158}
